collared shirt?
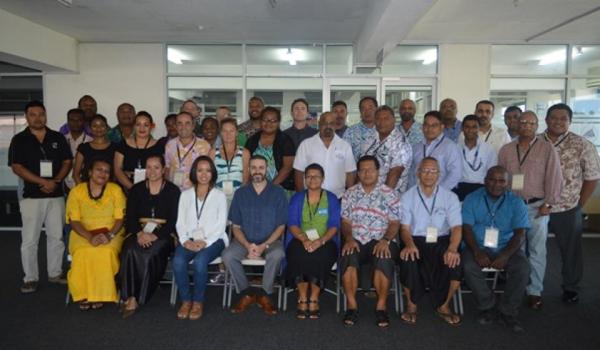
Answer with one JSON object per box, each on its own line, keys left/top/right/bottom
{"left": 343, "top": 122, "right": 378, "bottom": 162}
{"left": 497, "top": 136, "right": 563, "bottom": 204}
{"left": 363, "top": 128, "right": 412, "bottom": 193}
{"left": 341, "top": 183, "right": 400, "bottom": 244}
{"left": 59, "top": 122, "right": 92, "bottom": 136}
{"left": 229, "top": 182, "right": 288, "bottom": 244}
{"left": 293, "top": 134, "right": 356, "bottom": 198}
{"left": 397, "top": 121, "right": 424, "bottom": 146}
{"left": 443, "top": 119, "right": 462, "bottom": 142}
{"left": 64, "top": 132, "right": 89, "bottom": 189}
{"left": 335, "top": 125, "right": 348, "bottom": 138}
{"left": 542, "top": 131, "right": 600, "bottom": 212}
{"left": 400, "top": 184, "right": 462, "bottom": 238}
{"left": 283, "top": 124, "right": 318, "bottom": 150}
{"left": 462, "top": 188, "right": 530, "bottom": 252}
{"left": 8, "top": 127, "right": 72, "bottom": 198}
{"left": 410, "top": 134, "right": 462, "bottom": 190}
{"left": 176, "top": 187, "right": 229, "bottom": 247}
{"left": 458, "top": 138, "right": 497, "bottom": 184}
{"left": 238, "top": 120, "right": 261, "bottom": 140}
{"left": 460, "top": 127, "right": 511, "bottom": 154}
{"left": 164, "top": 136, "right": 211, "bottom": 190}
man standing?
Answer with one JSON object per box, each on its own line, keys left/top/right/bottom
{"left": 284, "top": 98, "right": 318, "bottom": 150}
{"left": 410, "top": 111, "right": 462, "bottom": 190}
{"left": 498, "top": 110, "right": 562, "bottom": 309}
{"left": 397, "top": 99, "right": 424, "bottom": 146}
{"left": 339, "top": 155, "right": 400, "bottom": 328}
{"left": 223, "top": 155, "right": 288, "bottom": 315}
{"left": 59, "top": 95, "right": 97, "bottom": 135}
{"left": 164, "top": 112, "right": 210, "bottom": 190}
{"left": 462, "top": 166, "right": 530, "bottom": 332}
{"left": 107, "top": 103, "right": 136, "bottom": 143}
{"left": 8, "top": 101, "right": 73, "bottom": 293}
{"left": 455, "top": 115, "right": 497, "bottom": 201}
{"left": 543, "top": 103, "right": 600, "bottom": 303}
{"left": 178, "top": 99, "right": 203, "bottom": 138}
{"left": 440, "top": 98, "right": 461, "bottom": 142}
{"left": 472, "top": 100, "right": 511, "bottom": 154}
{"left": 343, "top": 97, "right": 378, "bottom": 161}
{"left": 364, "top": 106, "right": 412, "bottom": 194}
{"left": 332, "top": 100, "right": 349, "bottom": 138}
{"left": 504, "top": 106, "right": 522, "bottom": 140}
{"left": 215, "top": 105, "right": 231, "bottom": 124}
{"left": 399, "top": 157, "right": 462, "bottom": 326}
{"left": 63, "top": 108, "right": 88, "bottom": 190}
{"left": 293, "top": 112, "right": 356, "bottom": 198}
{"left": 238, "top": 96, "right": 264, "bottom": 141}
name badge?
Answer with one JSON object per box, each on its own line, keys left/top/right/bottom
{"left": 133, "top": 169, "right": 146, "bottom": 184}
{"left": 484, "top": 227, "right": 499, "bottom": 249}
{"left": 317, "top": 208, "right": 328, "bottom": 216}
{"left": 173, "top": 170, "right": 185, "bottom": 187}
{"left": 191, "top": 227, "right": 205, "bottom": 241}
{"left": 305, "top": 228, "right": 320, "bottom": 241}
{"left": 512, "top": 174, "right": 525, "bottom": 191}
{"left": 40, "top": 160, "right": 53, "bottom": 178}
{"left": 426, "top": 226, "right": 438, "bottom": 243}
{"left": 143, "top": 221, "right": 158, "bottom": 233}
{"left": 222, "top": 180, "right": 234, "bottom": 195}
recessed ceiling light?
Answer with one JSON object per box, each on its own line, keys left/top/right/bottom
{"left": 197, "top": 25, "right": 204, "bottom": 31}
{"left": 57, "top": 0, "right": 73, "bottom": 7}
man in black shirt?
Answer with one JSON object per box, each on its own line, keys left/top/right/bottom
{"left": 8, "top": 101, "right": 73, "bottom": 293}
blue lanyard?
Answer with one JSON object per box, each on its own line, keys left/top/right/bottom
{"left": 417, "top": 186, "right": 439, "bottom": 217}
{"left": 423, "top": 135, "right": 445, "bottom": 157}
{"left": 484, "top": 194, "right": 506, "bottom": 226}
{"left": 462, "top": 144, "right": 482, "bottom": 171}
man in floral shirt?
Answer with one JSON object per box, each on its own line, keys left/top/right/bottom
{"left": 343, "top": 97, "right": 378, "bottom": 161}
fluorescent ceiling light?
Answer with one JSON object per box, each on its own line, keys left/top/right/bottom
{"left": 279, "top": 48, "right": 303, "bottom": 66}
{"left": 168, "top": 48, "right": 188, "bottom": 65}
{"left": 418, "top": 49, "right": 437, "bottom": 65}
{"left": 538, "top": 49, "right": 566, "bottom": 65}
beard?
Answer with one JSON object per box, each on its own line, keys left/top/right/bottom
{"left": 252, "top": 173, "right": 266, "bottom": 183}
{"left": 322, "top": 127, "right": 334, "bottom": 137}
{"left": 400, "top": 112, "right": 414, "bottom": 121}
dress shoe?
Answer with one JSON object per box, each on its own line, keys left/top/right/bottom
{"left": 189, "top": 302, "right": 204, "bottom": 320}
{"left": 256, "top": 295, "right": 277, "bottom": 315}
{"left": 48, "top": 274, "right": 67, "bottom": 285}
{"left": 20, "top": 281, "right": 38, "bottom": 294}
{"left": 528, "top": 295, "right": 543, "bottom": 310}
{"left": 477, "top": 309, "right": 496, "bottom": 325}
{"left": 231, "top": 294, "right": 256, "bottom": 314}
{"left": 562, "top": 290, "right": 579, "bottom": 304}
{"left": 177, "top": 301, "right": 192, "bottom": 319}
{"left": 499, "top": 313, "right": 525, "bottom": 333}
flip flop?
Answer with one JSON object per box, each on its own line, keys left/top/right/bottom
{"left": 79, "top": 302, "right": 90, "bottom": 311}
{"left": 400, "top": 311, "right": 417, "bottom": 325}
{"left": 91, "top": 302, "right": 104, "bottom": 310}
{"left": 296, "top": 300, "right": 308, "bottom": 320}
{"left": 436, "top": 310, "right": 462, "bottom": 326}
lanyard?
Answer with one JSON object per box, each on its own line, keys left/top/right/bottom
{"left": 39, "top": 145, "right": 48, "bottom": 160}
{"left": 516, "top": 138, "right": 538, "bottom": 168}
{"left": 484, "top": 129, "right": 492, "bottom": 142}
{"left": 134, "top": 136, "right": 151, "bottom": 168}
{"left": 365, "top": 135, "right": 388, "bottom": 156}
{"left": 423, "top": 135, "right": 445, "bottom": 157}
{"left": 462, "top": 144, "right": 482, "bottom": 171}
{"left": 177, "top": 138, "right": 197, "bottom": 167}
{"left": 417, "top": 186, "right": 439, "bottom": 217}
{"left": 484, "top": 193, "right": 506, "bottom": 226}
{"left": 146, "top": 180, "right": 165, "bottom": 218}
{"left": 305, "top": 190, "right": 323, "bottom": 222}
{"left": 221, "top": 145, "right": 236, "bottom": 174}
{"left": 195, "top": 187, "right": 212, "bottom": 222}
{"left": 544, "top": 132, "right": 569, "bottom": 149}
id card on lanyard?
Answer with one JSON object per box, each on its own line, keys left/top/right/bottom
{"left": 483, "top": 194, "right": 505, "bottom": 249}
{"left": 39, "top": 144, "right": 53, "bottom": 178}
{"left": 418, "top": 186, "right": 440, "bottom": 244}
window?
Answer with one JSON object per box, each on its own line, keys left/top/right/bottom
{"left": 491, "top": 45, "right": 567, "bottom": 75}
{"left": 246, "top": 45, "right": 323, "bottom": 76}
{"left": 381, "top": 46, "right": 438, "bottom": 76}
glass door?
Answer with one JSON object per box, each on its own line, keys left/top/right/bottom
{"left": 382, "top": 78, "right": 435, "bottom": 123}
{"left": 324, "top": 78, "right": 380, "bottom": 125}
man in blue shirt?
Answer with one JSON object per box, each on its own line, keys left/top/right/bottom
{"left": 223, "top": 155, "right": 288, "bottom": 315}
{"left": 462, "top": 166, "right": 530, "bottom": 332}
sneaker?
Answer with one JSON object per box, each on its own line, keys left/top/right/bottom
{"left": 562, "top": 290, "right": 579, "bottom": 304}
{"left": 477, "top": 309, "right": 496, "bottom": 325}
{"left": 21, "top": 281, "right": 38, "bottom": 293}
{"left": 499, "top": 313, "right": 525, "bottom": 333}
{"left": 210, "top": 273, "right": 225, "bottom": 284}
{"left": 48, "top": 274, "right": 67, "bottom": 285}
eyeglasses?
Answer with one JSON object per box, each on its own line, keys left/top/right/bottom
{"left": 519, "top": 120, "right": 537, "bottom": 126}
{"left": 418, "top": 169, "right": 439, "bottom": 175}
{"left": 262, "top": 119, "right": 279, "bottom": 124}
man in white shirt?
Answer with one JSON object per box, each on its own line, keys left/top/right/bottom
{"left": 294, "top": 112, "right": 356, "bottom": 197}
{"left": 472, "top": 100, "right": 511, "bottom": 154}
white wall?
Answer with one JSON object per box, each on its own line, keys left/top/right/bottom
{"left": 45, "top": 43, "right": 167, "bottom": 136}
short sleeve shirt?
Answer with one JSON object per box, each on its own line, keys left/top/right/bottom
{"left": 398, "top": 121, "right": 424, "bottom": 146}
{"left": 164, "top": 137, "right": 211, "bottom": 190}
{"left": 363, "top": 128, "right": 412, "bottom": 193}
{"left": 343, "top": 122, "right": 378, "bottom": 162}
{"left": 400, "top": 185, "right": 462, "bottom": 237}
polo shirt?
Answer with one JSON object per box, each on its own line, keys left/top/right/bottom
{"left": 460, "top": 127, "right": 511, "bottom": 154}
{"left": 400, "top": 184, "right": 462, "bottom": 237}
{"left": 293, "top": 133, "right": 356, "bottom": 198}
{"left": 410, "top": 134, "right": 462, "bottom": 190}
{"left": 228, "top": 182, "right": 288, "bottom": 244}
{"left": 458, "top": 138, "right": 497, "bottom": 184}
{"left": 462, "top": 187, "right": 530, "bottom": 252}
{"left": 283, "top": 125, "right": 318, "bottom": 150}
{"left": 8, "top": 127, "right": 72, "bottom": 198}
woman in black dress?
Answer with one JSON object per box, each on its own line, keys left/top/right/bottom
{"left": 72, "top": 114, "right": 116, "bottom": 184}
{"left": 118, "top": 154, "right": 180, "bottom": 318}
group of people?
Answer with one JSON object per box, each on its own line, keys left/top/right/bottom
{"left": 8, "top": 93, "right": 599, "bottom": 332}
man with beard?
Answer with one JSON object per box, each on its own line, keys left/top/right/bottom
{"left": 108, "top": 103, "right": 136, "bottom": 143}
{"left": 397, "top": 99, "right": 424, "bottom": 146}
{"left": 293, "top": 112, "right": 356, "bottom": 198}
{"left": 440, "top": 98, "right": 462, "bottom": 142}
{"left": 223, "top": 155, "right": 288, "bottom": 315}
{"left": 238, "top": 96, "right": 264, "bottom": 141}
{"left": 473, "top": 100, "right": 511, "bottom": 154}
{"left": 504, "top": 106, "right": 522, "bottom": 140}
{"left": 332, "top": 100, "right": 349, "bottom": 138}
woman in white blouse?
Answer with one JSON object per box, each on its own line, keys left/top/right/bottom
{"left": 173, "top": 155, "right": 228, "bottom": 320}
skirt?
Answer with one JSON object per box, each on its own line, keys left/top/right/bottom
{"left": 284, "top": 239, "right": 337, "bottom": 288}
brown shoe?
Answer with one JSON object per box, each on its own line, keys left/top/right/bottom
{"left": 189, "top": 302, "right": 204, "bottom": 320}
{"left": 177, "top": 301, "right": 192, "bottom": 319}
{"left": 256, "top": 295, "right": 277, "bottom": 315}
{"left": 528, "top": 295, "right": 543, "bottom": 310}
{"left": 231, "top": 294, "right": 256, "bottom": 314}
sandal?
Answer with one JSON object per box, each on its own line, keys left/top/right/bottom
{"left": 375, "top": 310, "right": 390, "bottom": 328}
{"left": 343, "top": 309, "right": 358, "bottom": 327}
{"left": 308, "top": 300, "right": 320, "bottom": 320}
{"left": 436, "top": 310, "right": 462, "bottom": 326}
{"left": 400, "top": 311, "right": 417, "bottom": 325}
{"left": 296, "top": 300, "right": 308, "bottom": 320}
{"left": 79, "top": 302, "right": 90, "bottom": 311}
{"left": 91, "top": 302, "right": 104, "bottom": 310}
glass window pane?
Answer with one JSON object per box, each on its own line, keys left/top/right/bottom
{"left": 569, "top": 78, "right": 600, "bottom": 151}
{"left": 0, "top": 115, "right": 26, "bottom": 190}
{"left": 168, "top": 77, "right": 243, "bottom": 118}
{"left": 0, "top": 76, "right": 43, "bottom": 113}
{"left": 491, "top": 45, "right": 567, "bottom": 75}
{"left": 326, "top": 45, "right": 352, "bottom": 75}
{"left": 382, "top": 46, "right": 437, "bottom": 75}
{"left": 246, "top": 45, "right": 323, "bottom": 76}
{"left": 247, "top": 77, "right": 322, "bottom": 127}
{"left": 571, "top": 45, "right": 600, "bottom": 76}
{"left": 384, "top": 85, "right": 432, "bottom": 123}
{"left": 167, "top": 45, "right": 242, "bottom": 75}
{"left": 330, "top": 85, "right": 377, "bottom": 125}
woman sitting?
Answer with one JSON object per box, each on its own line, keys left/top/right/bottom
{"left": 66, "top": 158, "right": 126, "bottom": 310}
{"left": 173, "top": 156, "right": 228, "bottom": 320}
{"left": 118, "top": 155, "right": 181, "bottom": 318}
{"left": 285, "top": 163, "right": 340, "bottom": 319}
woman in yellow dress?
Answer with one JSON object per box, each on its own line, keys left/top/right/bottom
{"left": 66, "top": 157, "right": 126, "bottom": 310}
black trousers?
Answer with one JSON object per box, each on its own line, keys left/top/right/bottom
{"left": 549, "top": 205, "right": 583, "bottom": 293}
{"left": 339, "top": 239, "right": 399, "bottom": 282}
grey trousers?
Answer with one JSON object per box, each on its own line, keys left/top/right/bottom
{"left": 549, "top": 205, "right": 583, "bottom": 293}
{"left": 222, "top": 239, "right": 284, "bottom": 295}
{"left": 463, "top": 248, "right": 529, "bottom": 317}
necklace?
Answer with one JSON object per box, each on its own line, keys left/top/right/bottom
{"left": 87, "top": 182, "right": 107, "bottom": 201}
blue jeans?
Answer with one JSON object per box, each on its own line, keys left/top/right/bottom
{"left": 173, "top": 239, "right": 225, "bottom": 302}
{"left": 524, "top": 202, "right": 550, "bottom": 296}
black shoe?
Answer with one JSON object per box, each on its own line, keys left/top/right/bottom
{"left": 562, "top": 290, "right": 579, "bottom": 304}
{"left": 499, "top": 313, "right": 524, "bottom": 333}
{"left": 477, "top": 309, "right": 496, "bottom": 325}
